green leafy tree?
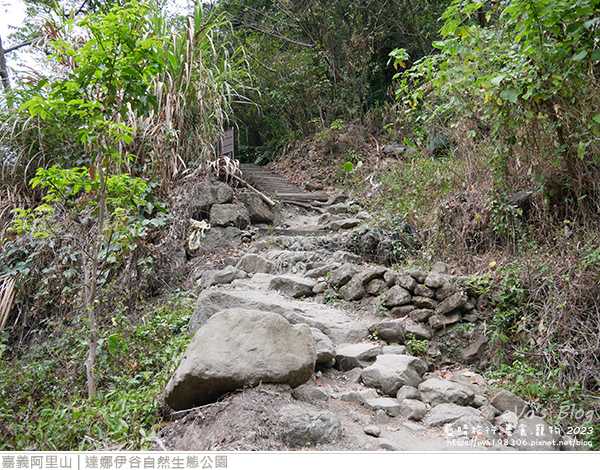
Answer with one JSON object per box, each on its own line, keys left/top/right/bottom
{"left": 17, "top": 0, "right": 166, "bottom": 398}
{"left": 218, "top": 0, "right": 449, "bottom": 158}
{"left": 395, "top": 0, "right": 600, "bottom": 216}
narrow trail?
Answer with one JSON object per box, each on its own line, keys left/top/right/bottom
{"left": 154, "top": 178, "right": 583, "bottom": 453}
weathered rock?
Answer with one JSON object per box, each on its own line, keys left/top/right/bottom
{"left": 313, "top": 282, "right": 328, "bottom": 295}
{"left": 190, "top": 288, "right": 368, "bottom": 344}
{"left": 413, "top": 285, "right": 436, "bottom": 298}
{"left": 311, "top": 328, "right": 335, "bottom": 364}
{"left": 327, "top": 193, "right": 349, "bottom": 205}
{"left": 396, "top": 385, "right": 420, "bottom": 402}
{"left": 197, "top": 266, "right": 239, "bottom": 289}
{"left": 383, "top": 270, "right": 397, "bottom": 286}
{"left": 328, "top": 263, "right": 360, "bottom": 288}
{"left": 335, "top": 343, "right": 382, "bottom": 370}
{"left": 237, "top": 253, "right": 275, "bottom": 274}
{"left": 382, "top": 345, "right": 408, "bottom": 355}
{"left": 461, "top": 335, "right": 489, "bottom": 364}
{"left": 506, "top": 416, "right": 559, "bottom": 451}
{"left": 317, "top": 212, "right": 339, "bottom": 227}
{"left": 363, "top": 425, "right": 381, "bottom": 437}
{"left": 472, "top": 394, "right": 489, "bottom": 408}
{"left": 400, "top": 318, "right": 433, "bottom": 340}
{"left": 339, "top": 276, "right": 367, "bottom": 301}
{"left": 422, "top": 403, "right": 483, "bottom": 427}
{"left": 326, "top": 203, "right": 350, "bottom": 215}
{"left": 369, "top": 320, "right": 406, "bottom": 344}
{"left": 193, "top": 179, "right": 234, "bottom": 213}
{"left": 383, "top": 286, "right": 412, "bottom": 308}
{"left": 431, "top": 261, "right": 449, "bottom": 274}
{"left": 209, "top": 203, "right": 251, "bottom": 230}
{"left": 435, "top": 282, "right": 457, "bottom": 301}
{"left": 279, "top": 405, "right": 342, "bottom": 446}
{"left": 340, "top": 388, "right": 379, "bottom": 406}
{"left": 388, "top": 304, "right": 416, "bottom": 317}
{"left": 330, "top": 218, "right": 361, "bottom": 231}
{"left": 449, "top": 370, "right": 488, "bottom": 395}
{"left": 428, "top": 312, "right": 462, "bottom": 330}
{"left": 407, "top": 269, "right": 427, "bottom": 283}
{"left": 400, "top": 399, "right": 428, "bottom": 421}
{"left": 238, "top": 189, "right": 275, "bottom": 223}
{"left": 409, "top": 308, "right": 435, "bottom": 322}
{"left": 417, "top": 378, "right": 475, "bottom": 406}
{"left": 363, "top": 396, "right": 402, "bottom": 417}
{"left": 366, "top": 278, "right": 388, "bottom": 296}
{"left": 490, "top": 390, "right": 529, "bottom": 416}
{"left": 165, "top": 309, "right": 316, "bottom": 410}
{"left": 361, "top": 355, "right": 428, "bottom": 395}
{"left": 270, "top": 275, "right": 317, "bottom": 298}
{"left": 305, "top": 263, "right": 340, "bottom": 279}
{"left": 424, "top": 273, "right": 446, "bottom": 289}
{"left": 412, "top": 296, "right": 438, "bottom": 309}
{"left": 356, "top": 266, "right": 387, "bottom": 284}
{"left": 291, "top": 384, "right": 330, "bottom": 402}
{"left": 187, "top": 226, "right": 243, "bottom": 255}
{"left": 395, "top": 274, "right": 417, "bottom": 292}
{"left": 436, "top": 291, "right": 468, "bottom": 315}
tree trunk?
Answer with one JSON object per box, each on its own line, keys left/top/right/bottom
{"left": 0, "top": 35, "right": 10, "bottom": 91}
{"left": 85, "top": 160, "right": 107, "bottom": 400}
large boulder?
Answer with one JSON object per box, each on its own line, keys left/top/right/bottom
{"left": 361, "top": 354, "right": 428, "bottom": 395}
{"left": 238, "top": 189, "right": 275, "bottom": 223}
{"left": 197, "top": 266, "right": 240, "bottom": 289}
{"left": 422, "top": 403, "right": 484, "bottom": 427}
{"left": 335, "top": 343, "right": 382, "bottom": 371}
{"left": 209, "top": 203, "right": 251, "bottom": 230}
{"left": 237, "top": 253, "right": 275, "bottom": 274}
{"left": 192, "top": 179, "right": 234, "bottom": 214}
{"left": 490, "top": 389, "right": 529, "bottom": 416}
{"left": 436, "top": 291, "right": 468, "bottom": 315}
{"left": 327, "top": 263, "right": 360, "bottom": 288}
{"left": 338, "top": 276, "right": 367, "bottom": 301}
{"left": 417, "top": 378, "right": 475, "bottom": 406}
{"left": 189, "top": 288, "right": 368, "bottom": 344}
{"left": 165, "top": 309, "right": 316, "bottom": 410}
{"left": 383, "top": 286, "right": 412, "bottom": 308}
{"left": 187, "top": 226, "right": 243, "bottom": 255}
{"left": 368, "top": 320, "right": 406, "bottom": 344}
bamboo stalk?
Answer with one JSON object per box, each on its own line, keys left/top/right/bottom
{"left": 0, "top": 276, "right": 16, "bottom": 331}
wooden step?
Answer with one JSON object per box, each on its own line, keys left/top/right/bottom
{"left": 240, "top": 163, "right": 329, "bottom": 203}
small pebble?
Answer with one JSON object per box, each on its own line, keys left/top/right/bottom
{"left": 364, "top": 425, "right": 382, "bottom": 437}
